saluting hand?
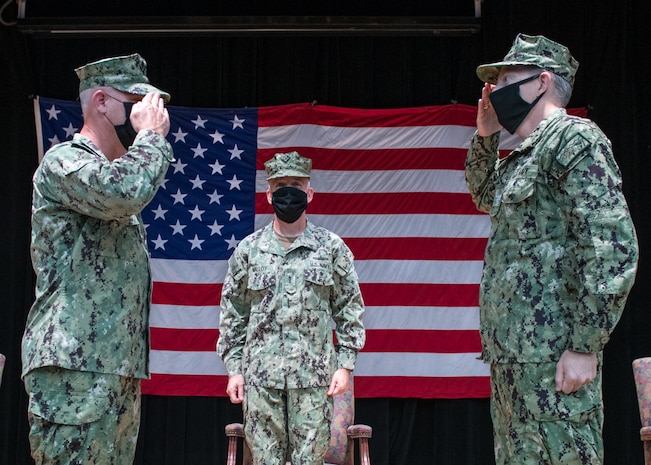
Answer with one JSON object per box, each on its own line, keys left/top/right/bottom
{"left": 477, "top": 83, "right": 502, "bottom": 137}
{"left": 130, "top": 92, "right": 170, "bottom": 137}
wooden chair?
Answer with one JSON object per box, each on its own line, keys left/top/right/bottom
{"left": 225, "top": 377, "right": 372, "bottom": 465}
{"left": 633, "top": 357, "right": 651, "bottom": 465}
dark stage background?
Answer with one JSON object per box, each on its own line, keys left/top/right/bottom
{"left": 1, "top": 1, "right": 650, "bottom": 463}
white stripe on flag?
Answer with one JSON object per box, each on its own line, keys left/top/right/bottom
{"left": 354, "top": 352, "right": 489, "bottom": 377}
{"left": 363, "top": 306, "right": 480, "bottom": 331}
{"left": 254, "top": 213, "right": 491, "bottom": 238}
{"left": 355, "top": 260, "right": 483, "bottom": 284}
{"left": 149, "top": 304, "right": 479, "bottom": 331}
{"left": 150, "top": 350, "right": 227, "bottom": 375}
{"left": 149, "top": 350, "right": 489, "bottom": 378}
{"left": 151, "top": 258, "right": 483, "bottom": 286}
{"left": 151, "top": 258, "right": 228, "bottom": 284}
{"left": 150, "top": 304, "right": 220, "bottom": 329}
{"left": 258, "top": 124, "right": 522, "bottom": 152}
{"left": 258, "top": 124, "right": 478, "bottom": 150}
{"left": 255, "top": 169, "right": 471, "bottom": 194}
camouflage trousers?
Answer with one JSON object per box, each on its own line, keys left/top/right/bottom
{"left": 244, "top": 385, "right": 333, "bottom": 465}
{"left": 24, "top": 366, "right": 141, "bottom": 465}
{"left": 490, "top": 361, "right": 604, "bottom": 465}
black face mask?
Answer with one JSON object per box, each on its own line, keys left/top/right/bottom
{"left": 489, "top": 73, "right": 545, "bottom": 134}
{"left": 113, "top": 102, "right": 138, "bottom": 149}
{"left": 271, "top": 186, "right": 308, "bottom": 223}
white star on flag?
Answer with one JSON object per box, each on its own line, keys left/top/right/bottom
{"left": 46, "top": 105, "right": 61, "bottom": 120}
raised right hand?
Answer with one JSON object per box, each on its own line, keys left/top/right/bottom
{"left": 477, "top": 83, "right": 502, "bottom": 137}
{"left": 130, "top": 92, "right": 170, "bottom": 137}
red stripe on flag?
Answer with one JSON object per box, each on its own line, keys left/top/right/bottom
{"left": 363, "top": 329, "right": 481, "bottom": 353}
{"left": 151, "top": 283, "right": 479, "bottom": 308}
{"left": 151, "top": 328, "right": 219, "bottom": 351}
{"left": 360, "top": 283, "right": 479, "bottom": 307}
{"left": 256, "top": 192, "right": 482, "bottom": 215}
{"left": 354, "top": 376, "right": 490, "bottom": 399}
{"left": 142, "top": 374, "right": 491, "bottom": 399}
{"left": 257, "top": 147, "right": 469, "bottom": 171}
{"left": 142, "top": 374, "right": 228, "bottom": 397}
{"left": 344, "top": 237, "right": 488, "bottom": 261}
{"left": 149, "top": 328, "right": 482, "bottom": 354}
{"left": 152, "top": 282, "right": 222, "bottom": 306}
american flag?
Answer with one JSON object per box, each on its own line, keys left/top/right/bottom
{"left": 35, "top": 96, "right": 584, "bottom": 399}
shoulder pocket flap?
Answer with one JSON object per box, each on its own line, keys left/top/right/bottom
{"left": 554, "top": 133, "right": 591, "bottom": 171}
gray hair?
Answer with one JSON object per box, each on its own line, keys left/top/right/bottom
{"left": 78, "top": 87, "right": 95, "bottom": 112}
{"left": 550, "top": 72, "right": 573, "bottom": 107}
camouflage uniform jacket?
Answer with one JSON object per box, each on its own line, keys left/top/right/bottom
{"left": 217, "top": 221, "right": 366, "bottom": 389}
{"left": 465, "top": 109, "right": 638, "bottom": 363}
{"left": 22, "top": 130, "right": 174, "bottom": 379}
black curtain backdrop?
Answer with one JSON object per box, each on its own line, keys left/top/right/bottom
{"left": 2, "top": 1, "right": 650, "bottom": 464}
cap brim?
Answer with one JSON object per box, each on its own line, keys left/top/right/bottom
{"left": 477, "top": 59, "right": 545, "bottom": 84}
{"left": 476, "top": 63, "right": 502, "bottom": 84}
{"left": 122, "top": 83, "right": 171, "bottom": 103}
{"left": 267, "top": 172, "right": 311, "bottom": 180}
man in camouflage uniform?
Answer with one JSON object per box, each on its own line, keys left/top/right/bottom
{"left": 22, "top": 53, "right": 173, "bottom": 464}
{"left": 465, "top": 34, "right": 638, "bottom": 464}
{"left": 217, "top": 151, "right": 365, "bottom": 465}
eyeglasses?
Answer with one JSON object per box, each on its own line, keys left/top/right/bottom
{"left": 104, "top": 93, "right": 140, "bottom": 104}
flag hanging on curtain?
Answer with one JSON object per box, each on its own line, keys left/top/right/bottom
{"left": 33, "top": 96, "right": 586, "bottom": 399}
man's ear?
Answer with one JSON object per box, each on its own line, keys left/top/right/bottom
{"left": 266, "top": 188, "right": 273, "bottom": 205}
{"left": 92, "top": 89, "right": 109, "bottom": 113}
{"left": 539, "top": 71, "right": 553, "bottom": 93}
{"left": 307, "top": 186, "right": 314, "bottom": 203}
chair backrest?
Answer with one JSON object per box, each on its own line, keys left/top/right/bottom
{"left": 324, "top": 376, "right": 355, "bottom": 465}
{"left": 0, "top": 354, "right": 5, "bottom": 388}
{"left": 634, "top": 358, "right": 651, "bottom": 427}
{"left": 633, "top": 357, "right": 651, "bottom": 465}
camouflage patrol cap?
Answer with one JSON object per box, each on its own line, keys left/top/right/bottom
{"left": 264, "top": 151, "right": 312, "bottom": 180}
{"left": 476, "top": 33, "right": 579, "bottom": 88}
{"left": 75, "top": 53, "right": 171, "bottom": 103}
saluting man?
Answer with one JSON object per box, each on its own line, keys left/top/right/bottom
{"left": 465, "top": 34, "right": 638, "bottom": 464}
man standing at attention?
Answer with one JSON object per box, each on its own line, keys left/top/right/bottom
{"left": 218, "top": 151, "right": 365, "bottom": 465}
{"left": 22, "top": 53, "right": 173, "bottom": 464}
{"left": 465, "top": 34, "right": 638, "bottom": 464}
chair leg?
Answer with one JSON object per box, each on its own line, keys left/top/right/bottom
{"left": 225, "top": 423, "right": 247, "bottom": 465}
{"left": 348, "top": 424, "right": 372, "bottom": 465}
{"left": 358, "top": 437, "right": 371, "bottom": 465}
{"left": 226, "top": 436, "right": 238, "bottom": 465}
{"left": 633, "top": 358, "right": 651, "bottom": 465}
{"left": 642, "top": 426, "right": 651, "bottom": 465}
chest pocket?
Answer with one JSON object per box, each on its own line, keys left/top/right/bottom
{"left": 491, "top": 160, "right": 540, "bottom": 240}
{"left": 304, "top": 263, "right": 335, "bottom": 287}
{"left": 247, "top": 266, "right": 277, "bottom": 291}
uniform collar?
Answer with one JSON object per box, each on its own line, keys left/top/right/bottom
{"left": 259, "top": 220, "right": 319, "bottom": 255}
